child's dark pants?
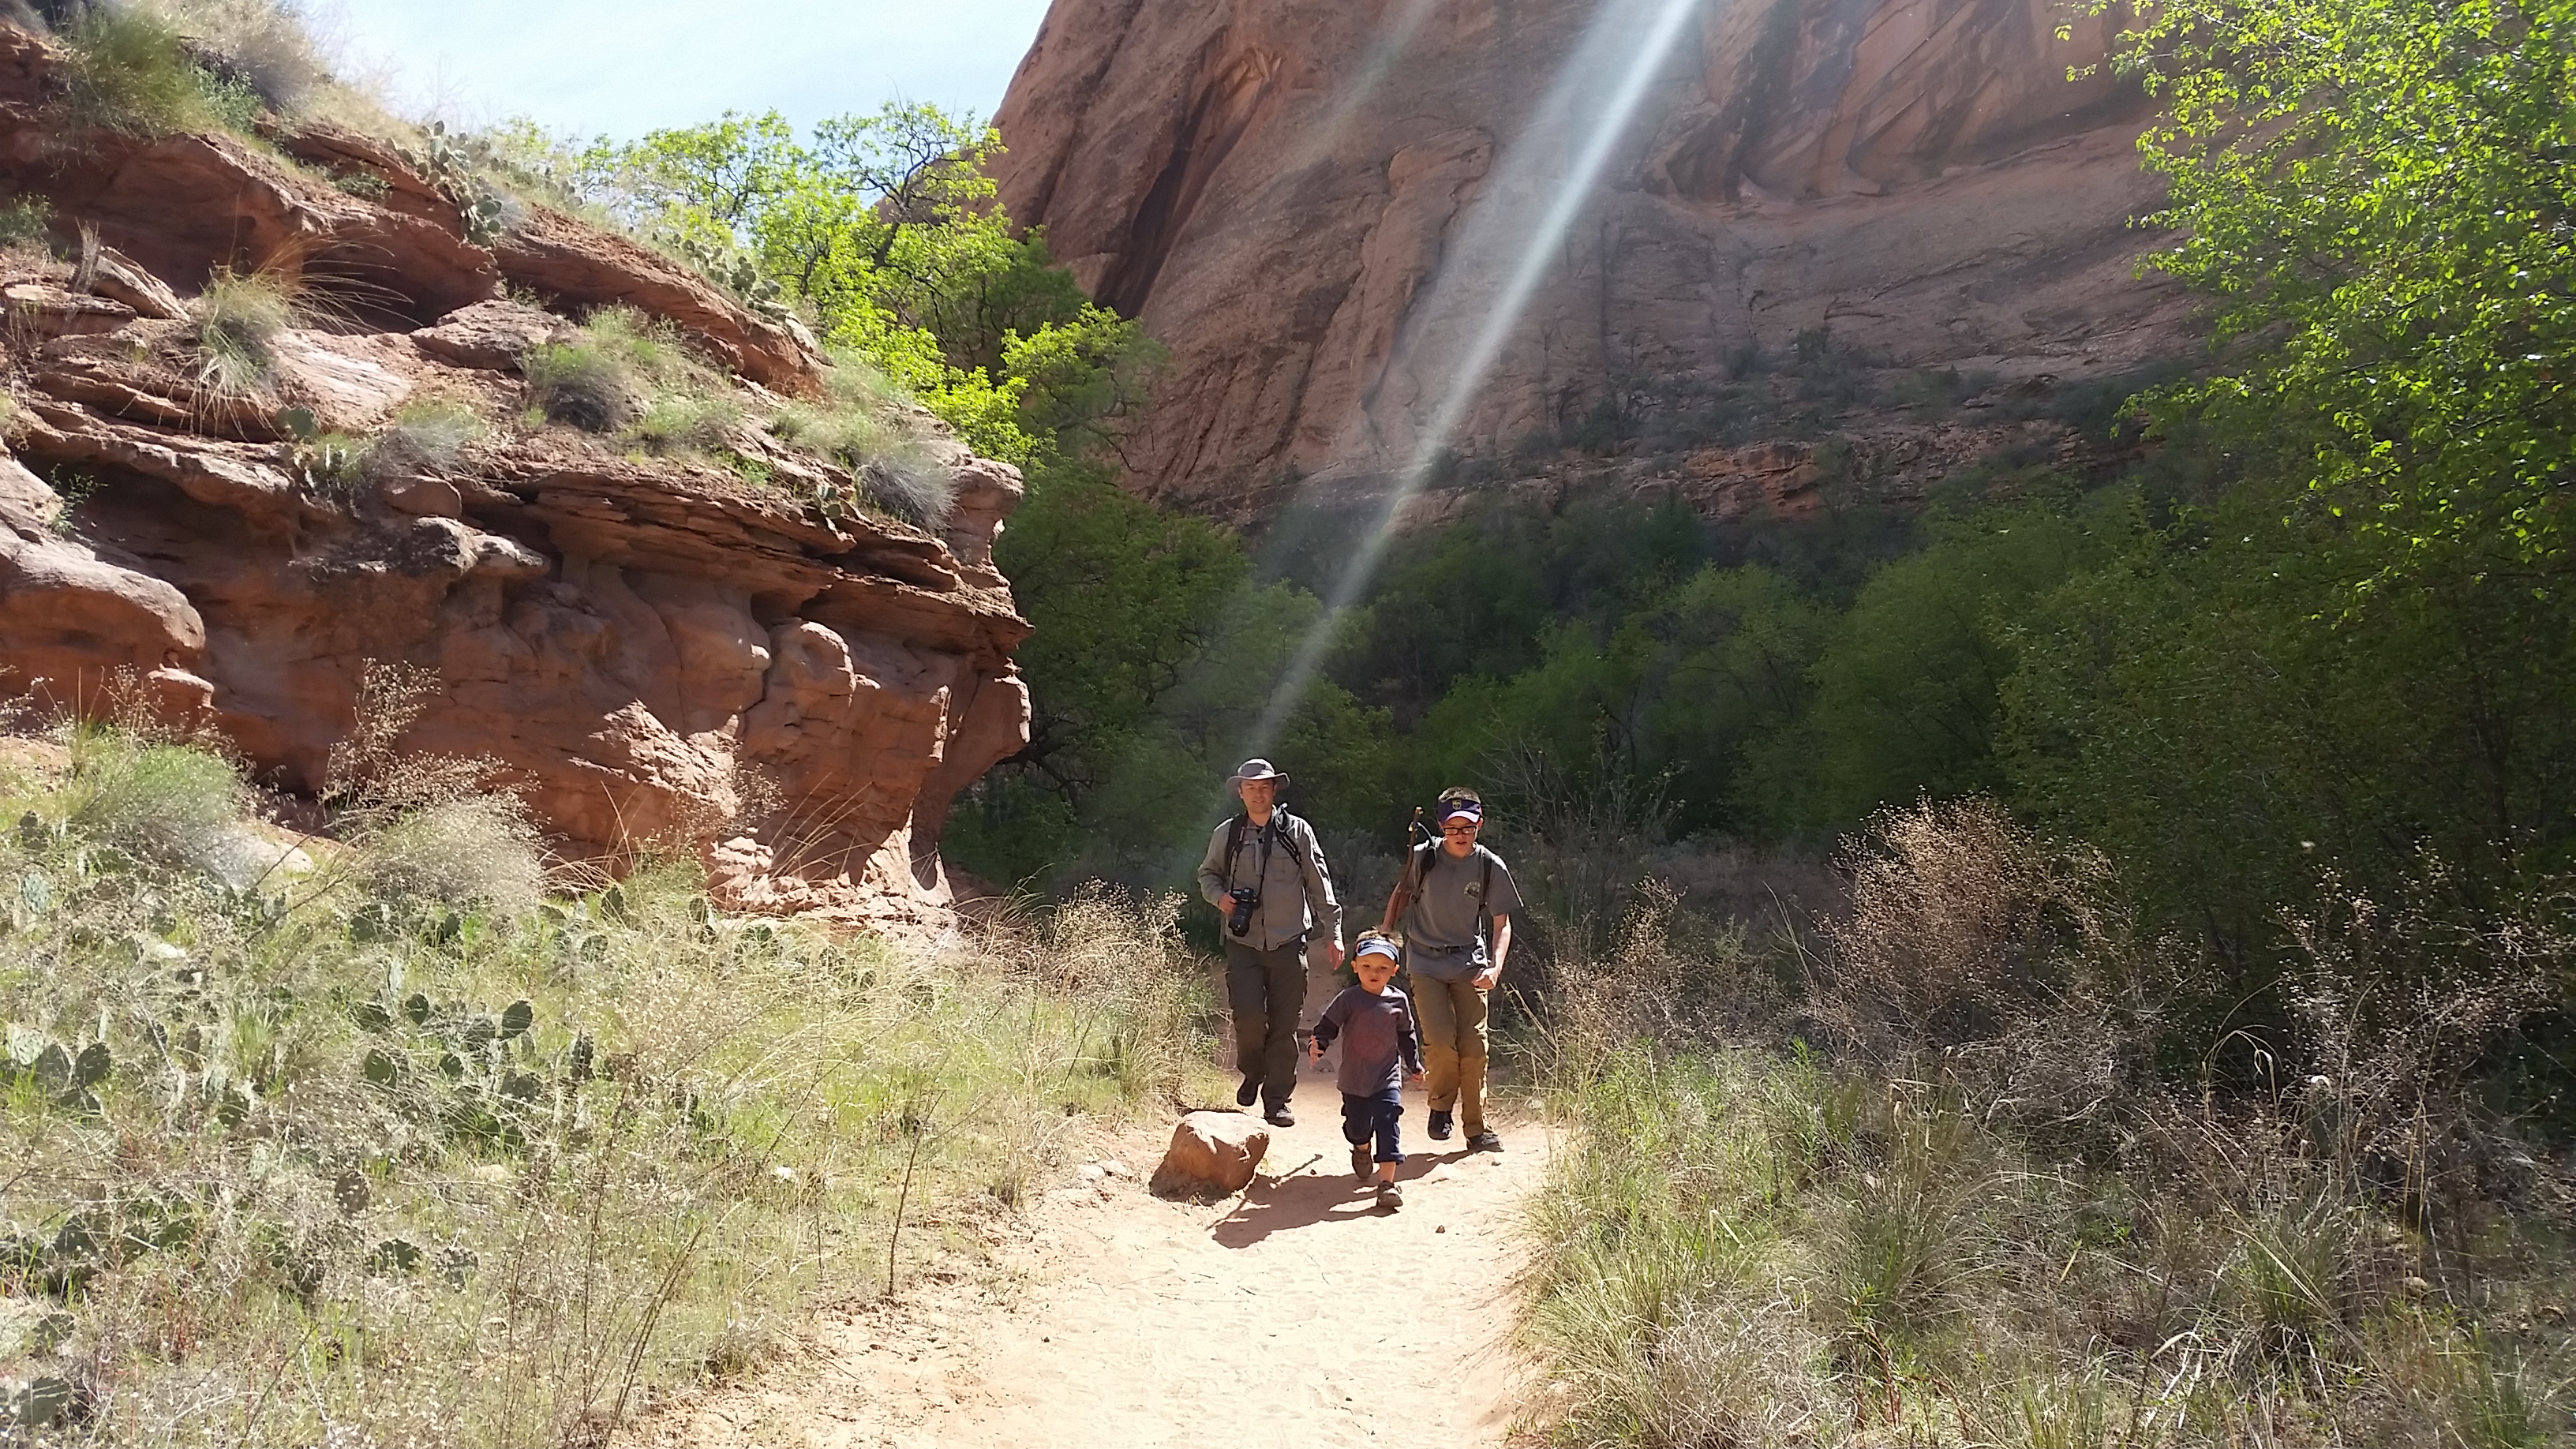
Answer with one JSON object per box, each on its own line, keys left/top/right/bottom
{"left": 1341, "top": 1088, "right": 1405, "bottom": 1164}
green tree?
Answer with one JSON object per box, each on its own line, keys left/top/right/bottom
{"left": 2102, "top": 0, "right": 2576, "bottom": 586}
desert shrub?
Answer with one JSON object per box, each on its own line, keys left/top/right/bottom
{"left": 628, "top": 391, "right": 739, "bottom": 456}
{"left": 58, "top": 5, "right": 260, "bottom": 136}
{"left": 352, "top": 794, "right": 546, "bottom": 914}
{"left": 54, "top": 725, "right": 243, "bottom": 868}
{"left": 522, "top": 306, "right": 751, "bottom": 459}
{"left": 522, "top": 316, "right": 651, "bottom": 431}
{"left": 0, "top": 194, "right": 51, "bottom": 251}
{"left": 1525, "top": 1025, "right": 2575, "bottom": 1449}
{"left": 128, "top": 0, "right": 328, "bottom": 113}
{"left": 366, "top": 396, "right": 484, "bottom": 477}
{"left": 185, "top": 266, "right": 293, "bottom": 398}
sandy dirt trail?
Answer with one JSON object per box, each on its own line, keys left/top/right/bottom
{"left": 659, "top": 1074, "right": 1551, "bottom": 1449}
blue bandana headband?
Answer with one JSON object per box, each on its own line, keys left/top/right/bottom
{"left": 1354, "top": 938, "right": 1402, "bottom": 964}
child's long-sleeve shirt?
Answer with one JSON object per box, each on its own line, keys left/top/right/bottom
{"left": 1311, "top": 984, "right": 1423, "bottom": 1095}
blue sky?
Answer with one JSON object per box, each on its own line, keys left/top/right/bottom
{"left": 324, "top": 0, "right": 1054, "bottom": 141}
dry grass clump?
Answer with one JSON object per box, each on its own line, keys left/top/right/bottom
{"left": 771, "top": 351, "right": 953, "bottom": 528}
{"left": 1521, "top": 797, "right": 2574, "bottom": 1449}
{"left": 0, "top": 698, "right": 1211, "bottom": 1445}
{"left": 524, "top": 307, "right": 747, "bottom": 460}
{"left": 182, "top": 265, "right": 292, "bottom": 400}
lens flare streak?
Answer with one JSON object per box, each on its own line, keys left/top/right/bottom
{"left": 1237, "top": 0, "right": 1708, "bottom": 762}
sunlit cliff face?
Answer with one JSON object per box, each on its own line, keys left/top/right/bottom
{"left": 994, "top": 0, "right": 2185, "bottom": 769}
{"left": 992, "top": 0, "right": 2177, "bottom": 514}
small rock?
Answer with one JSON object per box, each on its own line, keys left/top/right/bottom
{"left": 1076, "top": 1163, "right": 1106, "bottom": 1183}
{"left": 380, "top": 474, "right": 463, "bottom": 519}
{"left": 1100, "top": 1158, "right": 1131, "bottom": 1178}
{"left": 1150, "top": 1110, "right": 1271, "bottom": 1196}
{"left": 2402, "top": 1275, "right": 2435, "bottom": 1300}
{"left": 1435, "top": 1224, "right": 1447, "bottom": 1234}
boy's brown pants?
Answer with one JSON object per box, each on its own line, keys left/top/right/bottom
{"left": 1411, "top": 975, "right": 1488, "bottom": 1138}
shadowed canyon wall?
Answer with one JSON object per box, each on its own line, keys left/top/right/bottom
{"left": 994, "top": 0, "right": 2195, "bottom": 523}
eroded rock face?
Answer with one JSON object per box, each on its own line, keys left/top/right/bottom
{"left": 0, "top": 28, "right": 1023, "bottom": 930}
{"left": 993, "top": 0, "right": 2195, "bottom": 522}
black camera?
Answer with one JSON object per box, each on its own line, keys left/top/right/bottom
{"left": 1226, "top": 886, "right": 1260, "bottom": 937}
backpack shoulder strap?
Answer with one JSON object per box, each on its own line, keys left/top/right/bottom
{"left": 1410, "top": 840, "right": 1440, "bottom": 889}
{"left": 1224, "top": 813, "right": 1249, "bottom": 880}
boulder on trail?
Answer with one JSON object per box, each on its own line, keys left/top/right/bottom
{"left": 1151, "top": 1111, "right": 1270, "bottom": 1196}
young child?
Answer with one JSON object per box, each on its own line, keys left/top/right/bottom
{"left": 1308, "top": 931, "right": 1425, "bottom": 1210}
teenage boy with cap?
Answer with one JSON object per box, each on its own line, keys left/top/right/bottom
{"left": 1379, "top": 786, "right": 1521, "bottom": 1151}
{"left": 1197, "top": 758, "right": 1344, "bottom": 1126}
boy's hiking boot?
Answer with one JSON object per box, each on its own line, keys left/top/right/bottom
{"left": 1351, "top": 1144, "right": 1372, "bottom": 1181}
{"left": 1376, "top": 1181, "right": 1403, "bottom": 1210}
{"left": 1466, "top": 1130, "right": 1503, "bottom": 1153}
{"left": 1265, "top": 1105, "right": 1296, "bottom": 1127}
{"left": 1236, "top": 1074, "right": 1260, "bottom": 1107}
{"left": 1427, "top": 1110, "right": 1453, "bottom": 1140}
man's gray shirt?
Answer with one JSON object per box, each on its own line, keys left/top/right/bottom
{"left": 1198, "top": 811, "right": 1343, "bottom": 956}
{"left": 1397, "top": 842, "right": 1522, "bottom": 980}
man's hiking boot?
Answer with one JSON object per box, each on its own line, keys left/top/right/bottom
{"left": 1352, "top": 1144, "right": 1372, "bottom": 1181}
{"left": 1466, "top": 1130, "right": 1503, "bottom": 1153}
{"left": 1427, "top": 1110, "right": 1452, "bottom": 1140}
{"left": 1236, "top": 1074, "right": 1260, "bottom": 1108}
{"left": 1376, "top": 1181, "right": 1404, "bottom": 1210}
{"left": 1265, "top": 1105, "right": 1296, "bottom": 1128}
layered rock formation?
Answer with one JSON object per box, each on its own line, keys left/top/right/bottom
{"left": 994, "top": 0, "right": 2196, "bottom": 522}
{"left": 0, "top": 27, "right": 1029, "bottom": 929}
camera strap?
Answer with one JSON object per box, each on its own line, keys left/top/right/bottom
{"left": 1226, "top": 812, "right": 1279, "bottom": 895}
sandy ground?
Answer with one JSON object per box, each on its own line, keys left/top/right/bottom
{"left": 653, "top": 1071, "right": 1550, "bottom": 1449}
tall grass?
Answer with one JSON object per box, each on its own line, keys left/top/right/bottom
{"left": 1518, "top": 799, "right": 2574, "bottom": 1448}
{"left": 183, "top": 267, "right": 293, "bottom": 403}
{"left": 0, "top": 717, "right": 1209, "bottom": 1445}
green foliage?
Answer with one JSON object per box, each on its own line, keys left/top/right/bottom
{"left": 1749, "top": 488, "right": 2132, "bottom": 836}
{"left": 949, "top": 464, "right": 1391, "bottom": 892}
{"left": 572, "top": 104, "right": 1161, "bottom": 466}
{"left": 0, "top": 195, "right": 51, "bottom": 251}
{"left": 2100, "top": 0, "right": 2576, "bottom": 584}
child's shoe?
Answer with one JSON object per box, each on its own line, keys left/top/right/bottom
{"left": 1376, "top": 1181, "right": 1404, "bottom": 1210}
{"left": 1351, "top": 1144, "right": 1372, "bottom": 1181}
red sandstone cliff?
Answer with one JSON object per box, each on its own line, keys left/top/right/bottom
{"left": 994, "top": 0, "right": 2196, "bottom": 522}
{"left": 0, "top": 28, "right": 1028, "bottom": 930}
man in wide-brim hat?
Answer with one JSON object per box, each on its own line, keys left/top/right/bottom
{"left": 1197, "top": 758, "right": 1344, "bottom": 1126}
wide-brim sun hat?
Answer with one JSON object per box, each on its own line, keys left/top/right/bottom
{"left": 1229, "top": 758, "right": 1290, "bottom": 786}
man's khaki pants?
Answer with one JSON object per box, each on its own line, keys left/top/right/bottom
{"left": 1411, "top": 974, "right": 1488, "bottom": 1138}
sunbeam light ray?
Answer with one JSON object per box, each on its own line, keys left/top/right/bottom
{"left": 1234, "top": 0, "right": 1708, "bottom": 769}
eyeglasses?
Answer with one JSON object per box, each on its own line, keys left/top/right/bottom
{"left": 1440, "top": 823, "right": 1480, "bottom": 835}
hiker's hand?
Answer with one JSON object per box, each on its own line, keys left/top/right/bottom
{"left": 1407, "top": 1069, "right": 1425, "bottom": 1084}
{"left": 1309, "top": 1039, "right": 1325, "bottom": 1062}
{"left": 1323, "top": 941, "right": 1344, "bottom": 971}
{"left": 1473, "top": 965, "right": 1500, "bottom": 990}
